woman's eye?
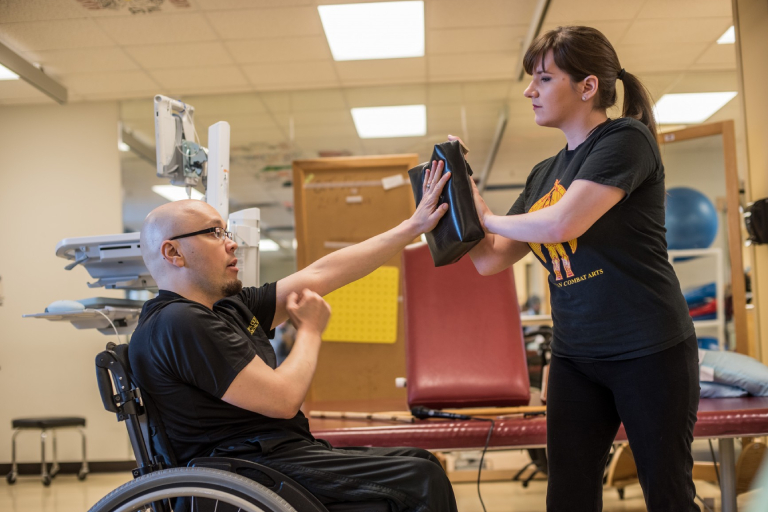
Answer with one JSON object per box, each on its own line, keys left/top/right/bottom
{"left": 541, "top": 77, "right": 550, "bottom": 82}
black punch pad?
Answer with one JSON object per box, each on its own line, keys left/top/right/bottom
{"left": 408, "top": 140, "right": 485, "bottom": 267}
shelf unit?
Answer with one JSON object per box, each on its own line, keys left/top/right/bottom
{"left": 668, "top": 247, "right": 725, "bottom": 349}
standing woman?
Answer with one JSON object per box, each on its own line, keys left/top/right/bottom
{"left": 467, "top": 26, "right": 700, "bottom": 511}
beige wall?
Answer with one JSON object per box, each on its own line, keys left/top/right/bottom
{"left": 734, "top": 0, "right": 768, "bottom": 362}
{"left": 0, "top": 102, "right": 132, "bottom": 463}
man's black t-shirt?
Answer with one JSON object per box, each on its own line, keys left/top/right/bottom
{"left": 509, "top": 117, "right": 694, "bottom": 361}
{"left": 129, "top": 283, "right": 314, "bottom": 465}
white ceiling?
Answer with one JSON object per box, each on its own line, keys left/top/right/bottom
{"left": 0, "top": 0, "right": 743, "bottom": 261}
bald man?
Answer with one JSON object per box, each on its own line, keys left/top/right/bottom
{"left": 129, "top": 163, "right": 458, "bottom": 512}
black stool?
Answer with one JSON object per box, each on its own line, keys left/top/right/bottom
{"left": 7, "top": 417, "right": 89, "bottom": 486}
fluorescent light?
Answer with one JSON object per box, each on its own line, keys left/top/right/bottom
{"left": 653, "top": 92, "right": 737, "bottom": 124}
{"left": 152, "top": 185, "right": 204, "bottom": 202}
{"left": 351, "top": 104, "right": 427, "bottom": 138}
{"left": 0, "top": 63, "right": 19, "bottom": 80}
{"left": 717, "top": 26, "right": 735, "bottom": 44}
{"left": 259, "top": 238, "right": 280, "bottom": 252}
{"left": 318, "top": 1, "right": 424, "bottom": 61}
{"left": 118, "top": 141, "right": 130, "bottom": 152}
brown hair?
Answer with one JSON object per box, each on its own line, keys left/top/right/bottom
{"left": 523, "top": 26, "right": 657, "bottom": 136}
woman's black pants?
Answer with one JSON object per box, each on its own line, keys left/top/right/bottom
{"left": 546, "top": 335, "right": 701, "bottom": 512}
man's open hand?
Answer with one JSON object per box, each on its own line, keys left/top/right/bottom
{"left": 409, "top": 159, "right": 451, "bottom": 235}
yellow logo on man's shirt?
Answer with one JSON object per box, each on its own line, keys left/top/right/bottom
{"left": 247, "top": 316, "right": 259, "bottom": 335}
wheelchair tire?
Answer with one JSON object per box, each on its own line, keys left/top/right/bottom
{"left": 88, "top": 467, "right": 298, "bottom": 512}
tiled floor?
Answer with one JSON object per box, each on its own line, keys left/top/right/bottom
{"left": 0, "top": 470, "right": 759, "bottom": 512}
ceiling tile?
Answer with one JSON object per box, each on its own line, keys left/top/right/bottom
{"left": 150, "top": 66, "right": 249, "bottom": 90}
{"left": 195, "top": 0, "right": 312, "bottom": 9}
{"left": 205, "top": 7, "right": 324, "bottom": 40}
{"left": 539, "top": 20, "right": 631, "bottom": 45}
{"left": 273, "top": 89, "right": 348, "bottom": 111}
{"left": 345, "top": 84, "right": 427, "bottom": 108}
{"left": 241, "top": 61, "right": 339, "bottom": 90}
{"left": 0, "top": 0, "right": 88, "bottom": 23}
{"left": 0, "top": 19, "right": 114, "bottom": 51}
{"left": 615, "top": 43, "right": 706, "bottom": 74}
{"left": 292, "top": 123, "right": 358, "bottom": 138}
{"left": 546, "top": 0, "right": 645, "bottom": 22}
{"left": 335, "top": 58, "right": 426, "bottom": 87}
{"left": 428, "top": 52, "right": 515, "bottom": 81}
{"left": 125, "top": 42, "right": 234, "bottom": 69}
{"left": 461, "top": 80, "right": 511, "bottom": 103}
{"left": 275, "top": 109, "right": 352, "bottom": 127}
{"left": 427, "top": 0, "right": 536, "bottom": 29}
{"left": 427, "top": 25, "right": 527, "bottom": 54}
{"left": 668, "top": 71, "right": 739, "bottom": 93}
{"left": 426, "top": 83, "right": 464, "bottom": 104}
{"left": 622, "top": 18, "right": 732, "bottom": 45}
{"left": 259, "top": 91, "right": 292, "bottom": 112}
{"left": 180, "top": 93, "right": 267, "bottom": 115}
{"left": 62, "top": 70, "right": 158, "bottom": 95}
{"left": 637, "top": 0, "right": 733, "bottom": 19}
{"left": 195, "top": 113, "right": 278, "bottom": 132}
{"left": 226, "top": 36, "right": 331, "bottom": 64}
{"left": 22, "top": 47, "right": 138, "bottom": 74}
{"left": 691, "top": 43, "right": 737, "bottom": 70}
{"left": 95, "top": 13, "right": 218, "bottom": 45}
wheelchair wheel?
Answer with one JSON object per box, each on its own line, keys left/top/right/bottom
{"left": 88, "top": 467, "right": 297, "bottom": 512}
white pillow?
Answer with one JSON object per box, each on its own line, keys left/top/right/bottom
{"left": 699, "top": 381, "right": 748, "bottom": 398}
{"left": 701, "top": 350, "right": 768, "bottom": 396}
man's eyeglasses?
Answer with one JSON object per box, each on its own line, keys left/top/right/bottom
{"left": 170, "top": 227, "right": 234, "bottom": 241}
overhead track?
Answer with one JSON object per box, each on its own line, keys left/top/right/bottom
{"left": 0, "top": 40, "right": 68, "bottom": 104}
{"left": 513, "top": 0, "right": 552, "bottom": 82}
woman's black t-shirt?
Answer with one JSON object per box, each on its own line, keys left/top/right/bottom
{"left": 509, "top": 117, "right": 694, "bottom": 361}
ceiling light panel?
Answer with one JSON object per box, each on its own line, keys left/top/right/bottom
{"left": 653, "top": 92, "right": 737, "bottom": 124}
{"left": 152, "top": 185, "right": 204, "bottom": 202}
{"left": 318, "top": 1, "right": 425, "bottom": 61}
{"left": 351, "top": 104, "right": 427, "bottom": 138}
{"left": 259, "top": 238, "right": 280, "bottom": 252}
{"left": 717, "top": 26, "right": 735, "bottom": 44}
{"left": 0, "top": 64, "right": 19, "bottom": 80}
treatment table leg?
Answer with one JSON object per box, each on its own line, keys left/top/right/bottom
{"left": 718, "top": 438, "right": 737, "bottom": 512}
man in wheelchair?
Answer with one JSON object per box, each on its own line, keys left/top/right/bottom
{"left": 129, "top": 164, "right": 456, "bottom": 512}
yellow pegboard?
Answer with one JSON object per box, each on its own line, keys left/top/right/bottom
{"left": 322, "top": 266, "right": 399, "bottom": 343}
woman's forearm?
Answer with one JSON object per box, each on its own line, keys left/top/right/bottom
{"left": 484, "top": 208, "right": 568, "bottom": 244}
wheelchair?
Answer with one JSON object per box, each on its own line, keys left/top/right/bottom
{"left": 91, "top": 342, "right": 390, "bottom": 512}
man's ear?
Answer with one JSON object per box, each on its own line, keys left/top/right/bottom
{"left": 581, "top": 75, "right": 599, "bottom": 101}
{"left": 160, "top": 240, "right": 185, "bottom": 268}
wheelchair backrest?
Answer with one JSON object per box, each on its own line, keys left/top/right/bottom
{"left": 95, "top": 342, "right": 178, "bottom": 473}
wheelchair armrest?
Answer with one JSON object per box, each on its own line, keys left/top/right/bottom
{"left": 95, "top": 352, "right": 118, "bottom": 413}
{"left": 189, "top": 457, "right": 329, "bottom": 512}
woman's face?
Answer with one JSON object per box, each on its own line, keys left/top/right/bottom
{"left": 523, "top": 50, "right": 583, "bottom": 129}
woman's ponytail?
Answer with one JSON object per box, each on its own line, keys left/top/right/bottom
{"left": 620, "top": 70, "right": 657, "bottom": 137}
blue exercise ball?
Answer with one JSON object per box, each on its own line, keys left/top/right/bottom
{"left": 665, "top": 187, "right": 718, "bottom": 250}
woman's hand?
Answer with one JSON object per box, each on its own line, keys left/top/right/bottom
{"left": 447, "top": 134, "right": 469, "bottom": 155}
{"left": 470, "top": 176, "right": 492, "bottom": 232}
{"left": 408, "top": 159, "right": 451, "bottom": 235}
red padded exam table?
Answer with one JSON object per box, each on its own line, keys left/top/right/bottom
{"left": 307, "top": 396, "right": 768, "bottom": 512}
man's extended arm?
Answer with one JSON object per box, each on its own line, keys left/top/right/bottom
{"left": 272, "top": 161, "right": 451, "bottom": 326}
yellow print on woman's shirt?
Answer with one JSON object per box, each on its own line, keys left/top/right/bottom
{"left": 528, "top": 179, "right": 578, "bottom": 281}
